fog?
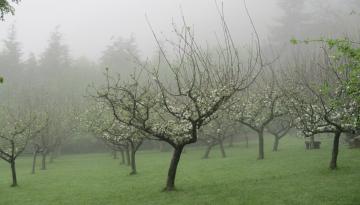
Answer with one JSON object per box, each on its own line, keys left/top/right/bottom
{"left": 0, "top": 0, "right": 280, "bottom": 59}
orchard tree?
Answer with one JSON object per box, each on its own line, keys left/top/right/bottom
{"left": 104, "top": 138, "right": 128, "bottom": 165}
{"left": 31, "top": 116, "right": 62, "bottom": 171}
{"left": 94, "top": 12, "right": 262, "bottom": 191}
{"left": 30, "top": 116, "right": 49, "bottom": 174}
{"left": 199, "top": 116, "right": 236, "bottom": 159}
{"left": 0, "top": 107, "right": 44, "bottom": 186}
{"left": 84, "top": 103, "right": 131, "bottom": 166}
{"left": 30, "top": 142, "right": 42, "bottom": 174}
{"left": 229, "top": 73, "right": 286, "bottom": 160}
{"left": 287, "top": 88, "right": 356, "bottom": 169}
{"left": 266, "top": 116, "right": 293, "bottom": 151}
{"left": 284, "top": 38, "right": 359, "bottom": 169}
{"left": 85, "top": 103, "right": 144, "bottom": 175}
{"left": 240, "top": 124, "right": 253, "bottom": 148}
{"left": 102, "top": 123, "right": 144, "bottom": 175}
{"left": 30, "top": 104, "right": 80, "bottom": 172}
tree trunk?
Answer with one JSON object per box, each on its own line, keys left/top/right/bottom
{"left": 10, "top": 160, "right": 17, "bottom": 187}
{"left": 329, "top": 131, "right": 341, "bottom": 170}
{"left": 258, "top": 131, "right": 264, "bottom": 160}
{"left": 113, "top": 150, "right": 117, "bottom": 159}
{"left": 273, "top": 136, "right": 279, "bottom": 152}
{"left": 31, "top": 151, "right": 38, "bottom": 174}
{"left": 219, "top": 139, "right": 226, "bottom": 158}
{"left": 125, "top": 147, "right": 130, "bottom": 166}
{"left": 202, "top": 144, "right": 214, "bottom": 159}
{"left": 129, "top": 144, "right": 137, "bottom": 175}
{"left": 41, "top": 153, "right": 47, "bottom": 170}
{"left": 120, "top": 149, "right": 125, "bottom": 165}
{"left": 310, "top": 135, "right": 315, "bottom": 149}
{"left": 164, "top": 146, "right": 184, "bottom": 191}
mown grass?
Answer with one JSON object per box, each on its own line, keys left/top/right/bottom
{"left": 0, "top": 136, "right": 359, "bottom": 205}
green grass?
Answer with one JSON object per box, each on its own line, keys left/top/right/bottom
{"left": 0, "top": 136, "right": 359, "bottom": 205}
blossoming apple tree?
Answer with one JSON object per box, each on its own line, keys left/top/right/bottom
{"left": 94, "top": 13, "right": 262, "bottom": 191}
{"left": 199, "top": 115, "right": 237, "bottom": 159}
{"left": 284, "top": 38, "right": 359, "bottom": 169}
{"left": 0, "top": 108, "right": 45, "bottom": 186}
{"left": 265, "top": 116, "right": 293, "bottom": 151}
{"left": 229, "top": 74, "right": 286, "bottom": 160}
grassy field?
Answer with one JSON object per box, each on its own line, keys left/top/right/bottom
{"left": 0, "top": 136, "right": 359, "bottom": 205}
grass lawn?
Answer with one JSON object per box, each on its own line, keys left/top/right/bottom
{"left": 0, "top": 136, "right": 359, "bottom": 205}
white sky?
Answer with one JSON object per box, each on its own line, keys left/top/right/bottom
{"left": 0, "top": 0, "right": 281, "bottom": 61}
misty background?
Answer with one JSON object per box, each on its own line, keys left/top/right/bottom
{"left": 0, "top": 0, "right": 280, "bottom": 60}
